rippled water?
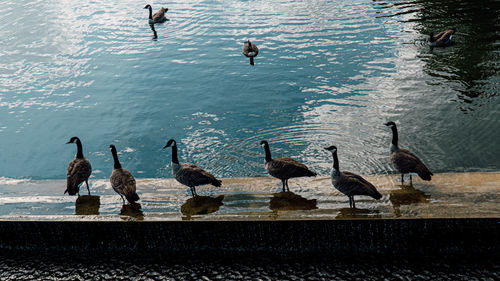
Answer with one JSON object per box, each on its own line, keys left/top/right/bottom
{"left": 0, "top": 0, "right": 499, "bottom": 181}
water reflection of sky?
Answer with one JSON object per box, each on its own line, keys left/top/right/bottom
{"left": 0, "top": 0, "right": 498, "bottom": 179}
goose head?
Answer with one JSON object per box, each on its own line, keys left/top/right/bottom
{"left": 450, "top": 27, "right": 457, "bottom": 33}
{"left": 163, "top": 139, "right": 176, "bottom": 149}
{"left": 109, "top": 144, "right": 117, "bottom": 153}
{"left": 384, "top": 121, "right": 396, "bottom": 129}
{"left": 66, "top": 136, "right": 80, "bottom": 144}
{"left": 259, "top": 140, "right": 269, "bottom": 148}
{"left": 144, "top": 4, "right": 152, "bottom": 9}
{"left": 324, "top": 145, "right": 337, "bottom": 153}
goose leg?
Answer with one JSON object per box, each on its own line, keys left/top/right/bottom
{"left": 352, "top": 196, "right": 356, "bottom": 209}
{"left": 85, "top": 180, "right": 90, "bottom": 196}
{"left": 281, "top": 180, "right": 286, "bottom": 192}
{"left": 409, "top": 175, "right": 413, "bottom": 185}
{"left": 349, "top": 196, "right": 352, "bottom": 208}
{"left": 190, "top": 187, "right": 195, "bottom": 197}
{"left": 193, "top": 186, "right": 198, "bottom": 197}
{"left": 401, "top": 174, "right": 404, "bottom": 184}
{"left": 285, "top": 179, "right": 290, "bottom": 192}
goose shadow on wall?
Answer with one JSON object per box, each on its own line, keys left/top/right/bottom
{"left": 181, "top": 195, "right": 224, "bottom": 219}
{"left": 75, "top": 195, "right": 100, "bottom": 215}
{"left": 390, "top": 185, "right": 431, "bottom": 217}
{"left": 120, "top": 203, "right": 144, "bottom": 220}
{"left": 269, "top": 191, "right": 317, "bottom": 211}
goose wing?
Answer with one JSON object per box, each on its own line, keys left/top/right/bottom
{"left": 66, "top": 158, "right": 92, "bottom": 193}
{"left": 176, "top": 163, "right": 221, "bottom": 187}
{"left": 152, "top": 7, "right": 167, "bottom": 20}
{"left": 243, "top": 42, "right": 259, "bottom": 57}
{"left": 341, "top": 171, "right": 381, "bottom": 198}
{"left": 268, "top": 157, "right": 316, "bottom": 178}
{"left": 110, "top": 168, "right": 136, "bottom": 196}
{"left": 394, "top": 148, "right": 433, "bottom": 175}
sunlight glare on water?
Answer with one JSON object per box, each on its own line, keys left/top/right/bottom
{"left": 0, "top": 0, "right": 498, "bottom": 180}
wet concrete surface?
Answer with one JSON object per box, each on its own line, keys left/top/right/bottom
{"left": 0, "top": 172, "right": 499, "bottom": 221}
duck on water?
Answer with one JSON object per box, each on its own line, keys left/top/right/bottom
{"left": 144, "top": 4, "right": 168, "bottom": 24}
{"left": 163, "top": 139, "right": 222, "bottom": 197}
{"left": 385, "top": 121, "right": 433, "bottom": 184}
{"left": 109, "top": 144, "right": 140, "bottom": 204}
{"left": 429, "top": 27, "right": 456, "bottom": 48}
{"left": 243, "top": 40, "right": 259, "bottom": 65}
{"left": 65, "top": 137, "right": 92, "bottom": 196}
{"left": 260, "top": 140, "right": 316, "bottom": 192}
{"left": 324, "top": 145, "right": 382, "bottom": 208}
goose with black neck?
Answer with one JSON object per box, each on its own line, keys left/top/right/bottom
{"left": 163, "top": 139, "right": 222, "bottom": 197}
{"left": 65, "top": 136, "right": 92, "bottom": 196}
{"left": 385, "top": 121, "right": 433, "bottom": 184}
{"left": 109, "top": 144, "right": 140, "bottom": 204}
{"left": 324, "top": 145, "right": 382, "bottom": 208}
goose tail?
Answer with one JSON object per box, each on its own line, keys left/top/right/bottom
{"left": 212, "top": 178, "right": 222, "bottom": 187}
{"left": 126, "top": 192, "right": 140, "bottom": 203}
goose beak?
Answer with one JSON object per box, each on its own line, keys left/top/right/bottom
{"left": 66, "top": 141, "right": 71, "bottom": 144}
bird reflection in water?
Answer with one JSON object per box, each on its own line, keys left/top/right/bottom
{"left": 335, "top": 207, "right": 381, "bottom": 219}
{"left": 181, "top": 195, "right": 224, "bottom": 219}
{"left": 269, "top": 191, "right": 317, "bottom": 211}
{"left": 390, "top": 185, "right": 431, "bottom": 217}
{"left": 120, "top": 203, "right": 144, "bottom": 221}
{"left": 149, "top": 23, "right": 157, "bottom": 40}
{"left": 75, "top": 195, "right": 100, "bottom": 215}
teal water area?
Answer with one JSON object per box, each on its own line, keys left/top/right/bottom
{"left": 0, "top": 0, "right": 499, "bottom": 180}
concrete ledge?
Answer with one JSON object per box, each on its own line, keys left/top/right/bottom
{"left": 1, "top": 218, "right": 498, "bottom": 257}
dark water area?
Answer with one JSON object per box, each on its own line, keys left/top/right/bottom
{"left": 0, "top": 252, "right": 498, "bottom": 280}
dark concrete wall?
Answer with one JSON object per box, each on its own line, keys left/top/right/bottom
{"left": 0, "top": 219, "right": 498, "bottom": 257}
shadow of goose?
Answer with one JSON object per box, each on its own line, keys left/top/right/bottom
{"left": 181, "top": 195, "right": 224, "bottom": 218}
{"left": 120, "top": 203, "right": 144, "bottom": 221}
{"left": 335, "top": 207, "right": 381, "bottom": 219}
{"left": 75, "top": 195, "right": 100, "bottom": 215}
{"left": 390, "top": 185, "right": 431, "bottom": 217}
{"left": 269, "top": 191, "right": 317, "bottom": 211}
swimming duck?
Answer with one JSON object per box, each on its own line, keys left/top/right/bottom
{"left": 65, "top": 137, "right": 92, "bottom": 196}
{"left": 163, "top": 139, "right": 222, "bottom": 197}
{"left": 429, "top": 27, "right": 456, "bottom": 47}
{"left": 243, "top": 40, "right": 259, "bottom": 65}
{"left": 324, "top": 145, "right": 382, "bottom": 208}
{"left": 144, "top": 4, "right": 168, "bottom": 24}
{"left": 260, "top": 140, "right": 316, "bottom": 192}
{"left": 385, "top": 122, "right": 433, "bottom": 184}
{"left": 109, "top": 145, "right": 140, "bottom": 204}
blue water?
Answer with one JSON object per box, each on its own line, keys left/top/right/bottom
{"left": 0, "top": 0, "right": 499, "bottom": 180}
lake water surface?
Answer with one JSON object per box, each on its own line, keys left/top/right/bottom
{"left": 0, "top": 0, "right": 499, "bottom": 181}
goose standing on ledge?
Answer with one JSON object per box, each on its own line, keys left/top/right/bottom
{"left": 144, "top": 4, "right": 168, "bottom": 24}
{"left": 163, "top": 139, "right": 222, "bottom": 197}
{"left": 429, "top": 27, "right": 456, "bottom": 47}
{"left": 260, "top": 140, "right": 316, "bottom": 192}
{"left": 243, "top": 40, "right": 259, "bottom": 65}
{"left": 65, "top": 137, "right": 92, "bottom": 196}
{"left": 109, "top": 145, "right": 140, "bottom": 204}
{"left": 385, "top": 121, "right": 433, "bottom": 184}
{"left": 324, "top": 145, "right": 382, "bottom": 208}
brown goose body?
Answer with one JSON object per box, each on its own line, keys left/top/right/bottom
{"left": 109, "top": 145, "right": 139, "bottom": 204}
{"left": 163, "top": 139, "right": 221, "bottom": 197}
{"left": 385, "top": 122, "right": 433, "bottom": 184}
{"left": 260, "top": 141, "right": 316, "bottom": 192}
{"left": 144, "top": 5, "right": 168, "bottom": 24}
{"left": 430, "top": 28, "right": 456, "bottom": 47}
{"left": 325, "top": 146, "right": 382, "bottom": 208}
{"left": 243, "top": 40, "right": 259, "bottom": 65}
{"left": 65, "top": 137, "right": 92, "bottom": 196}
